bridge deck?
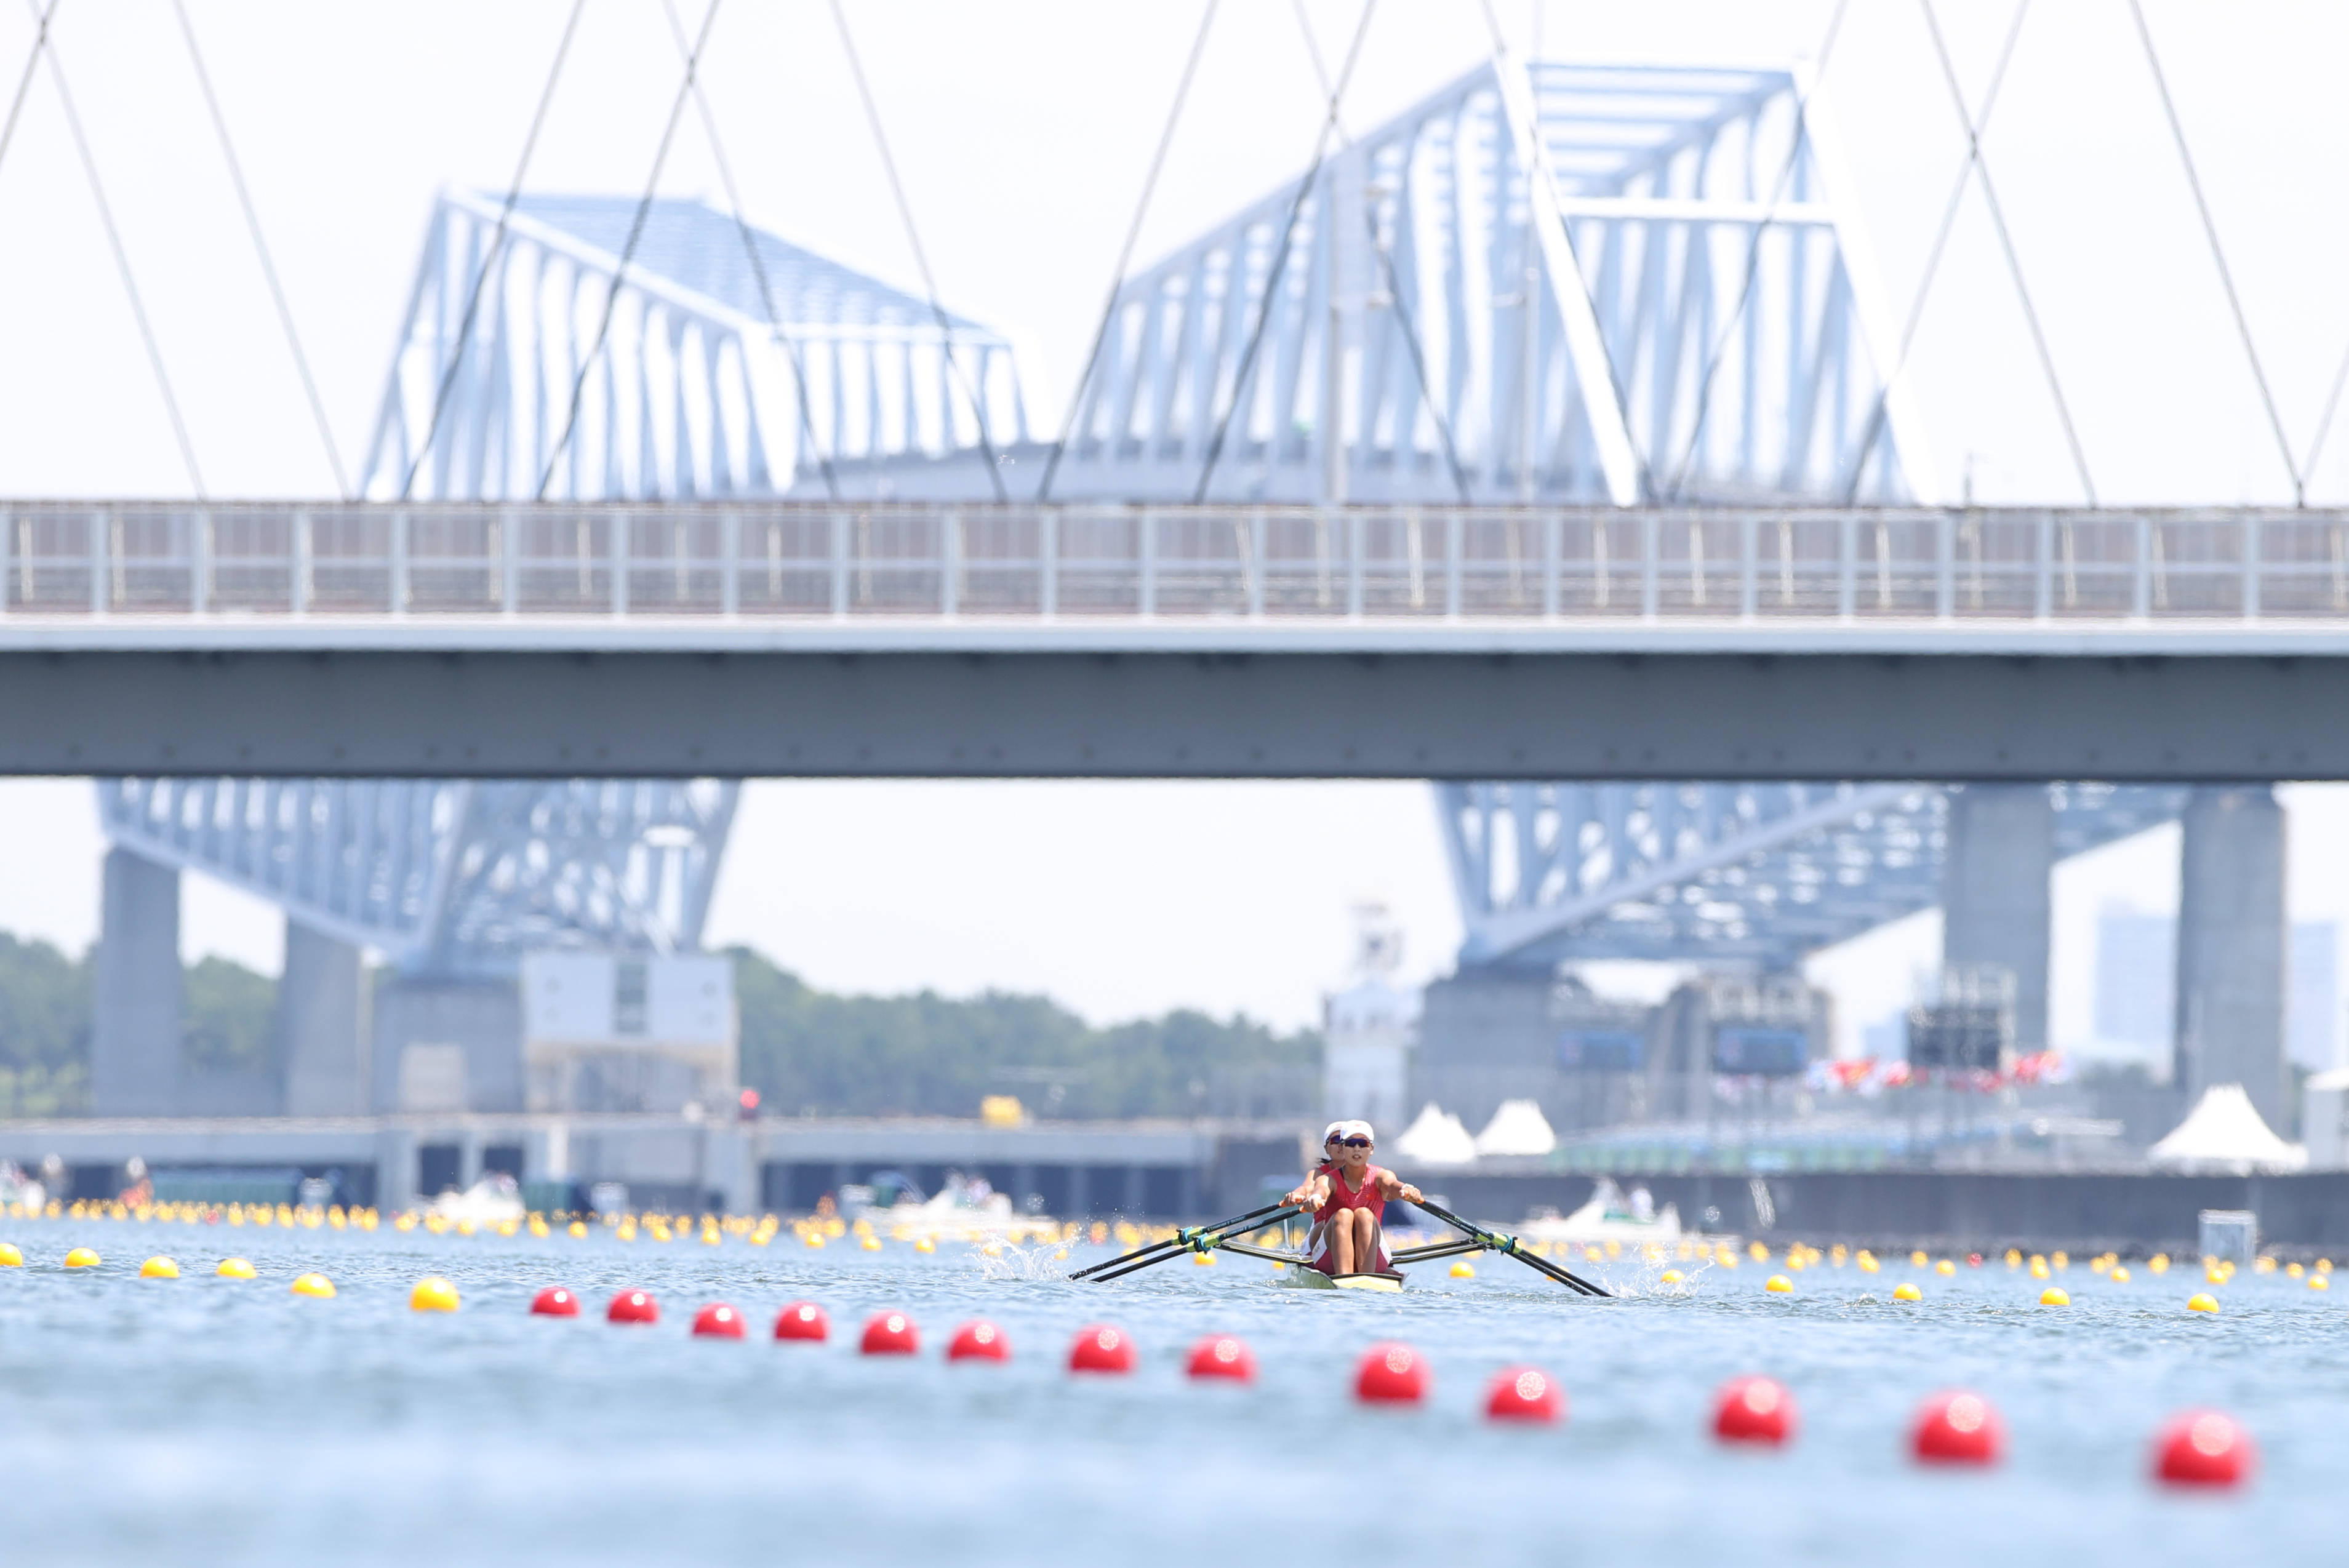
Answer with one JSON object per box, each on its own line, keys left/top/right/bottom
{"left": 2, "top": 502, "right": 2346, "bottom": 654}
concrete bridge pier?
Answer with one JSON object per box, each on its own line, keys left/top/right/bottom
{"left": 2176, "top": 785, "right": 2288, "bottom": 1130}
{"left": 1941, "top": 784, "right": 2056, "bottom": 1055}
{"left": 92, "top": 848, "right": 183, "bottom": 1116}
{"left": 275, "top": 921, "right": 366, "bottom": 1115}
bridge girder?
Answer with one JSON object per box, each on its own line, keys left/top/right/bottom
{"left": 1440, "top": 780, "right": 2188, "bottom": 970}
{"left": 362, "top": 192, "right": 1028, "bottom": 503}
{"left": 1041, "top": 60, "right": 1929, "bottom": 508}
{"left": 96, "top": 777, "right": 737, "bottom": 978}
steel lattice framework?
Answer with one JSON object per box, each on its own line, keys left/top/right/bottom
{"left": 362, "top": 191, "right": 1028, "bottom": 501}
{"left": 1042, "top": 60, "right": 1927, "bottom": 507}
{"left": 96, "top": 777, "right": 736, "bottom": 977}
{"left": 1442, "top": 781, "right": 2187, "bottom": 969}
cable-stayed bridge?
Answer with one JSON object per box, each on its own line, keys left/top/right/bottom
{"left": 0, "top": 30, "right": 2323, "bottom": 1128}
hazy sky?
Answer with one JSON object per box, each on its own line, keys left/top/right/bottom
{"left": 2, "top": 2, "right": 2347, "bottom": 1048}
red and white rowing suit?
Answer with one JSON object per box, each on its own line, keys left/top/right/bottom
{"left": 1308, "top": 1164, "right": 1391, "bottom": 1275}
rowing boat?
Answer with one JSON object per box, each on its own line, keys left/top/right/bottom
{"left": 1279, "top": 1266, "right": 1406, "bottom": 1292}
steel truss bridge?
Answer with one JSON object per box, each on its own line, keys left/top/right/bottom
{"left": 49, "top": 55, "right": 2327, "bottom": 980}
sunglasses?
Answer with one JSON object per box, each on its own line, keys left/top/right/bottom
{"left": 1335, "top": 1135, "right": 1374, "bottom": 1148}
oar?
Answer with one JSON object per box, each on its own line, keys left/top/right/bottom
{"left": 1070, "top": 1200, "right": 1301, "bottom": 1282}
{"left": 1409, "top": 1198, "right": 1611, "bottom": 1297}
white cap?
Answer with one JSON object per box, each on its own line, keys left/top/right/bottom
{"left": 1324, "top": 1119, "right": 1375, "bottom": 1143}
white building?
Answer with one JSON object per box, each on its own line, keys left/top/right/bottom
{"left": 520, "top": 952, "right": 737, "bottom": 1113}
{"left": 1323, "top": 904, "right": 1419, "bottom": 1129}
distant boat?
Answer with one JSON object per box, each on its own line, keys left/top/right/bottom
{"left": 1516, "top": 1177, "right": 1689, "bottom": 1244}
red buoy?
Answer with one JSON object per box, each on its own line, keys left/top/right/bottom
{"left": 948, "top": 1320, "right": 1010, "bottom": 1362}
{"left": 607, "top": 1289, "right": 659, "bottom": 1325}
{"left": 1484, "top": 1366, "right": 1563, "bottom": 1423}
{"left": 1069, "top": 1324, "right": 1136, "bottom": 1374}
{"left": 1967, "top": 1253, "right": 1984, "bottom": 1268}
{"left": 774, "top": 1300, "right": 829, "bottom": 1342}
{"left": 692, "top": 1302, "right": 746, "bottom": 1338}
{"left": 1355, "top": 1342, "right": 1428, "bottom": 1405}
{"left": 1185, "top": 1334, "right": 1257, "bottom": 1382}
{"left": 530, "top": 1286, "right": 580, "bottom": 1318}
{"left": 2155, "top": 1409, "right": 2255, "bottom": 1488}
{"left": 1912, "top": 1390, "right": 2003, "bottom": 1465}
{"left": 860, "top": 1310, "right": 919, "bottom": 1355}
{"left": 1713, "top": 1375, "right": 1797, "bottom": 1446}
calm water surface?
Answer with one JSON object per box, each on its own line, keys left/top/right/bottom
{"left": 0, "top": 1220, "right": 2335, "bottom": 1566}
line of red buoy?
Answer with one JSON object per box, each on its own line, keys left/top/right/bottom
{"left": 522, "top": 1291, "right": 2254, "bottom": 1485}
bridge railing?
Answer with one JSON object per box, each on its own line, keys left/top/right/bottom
{"left": 2, "top": 502, "right": 2344, "bottom": 622}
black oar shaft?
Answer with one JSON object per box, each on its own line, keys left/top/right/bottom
{"left": 1070, "top": 1200, "right": 1302, "bottom": 1282}
{"left": 1411, "top": 1199, "right": 1611, "bottom": 1297}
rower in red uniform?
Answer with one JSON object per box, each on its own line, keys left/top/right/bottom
{"left": 1287, "top": 1120, "right": 1422, "bottom": 1276}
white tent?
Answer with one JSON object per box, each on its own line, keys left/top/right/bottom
{"left": 1474, "top": 1098, "right": 1558, "bottom": 1157}
{"left": 2149, "top": 1084, "right": 2307, "bottom": 1174}
{"left": 1393, "top": 1103, "right": 1478, "bottom": 1165}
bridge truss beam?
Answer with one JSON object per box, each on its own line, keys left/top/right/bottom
{"left": 1041, "top": 61, "right": 1927, "bottom": 507}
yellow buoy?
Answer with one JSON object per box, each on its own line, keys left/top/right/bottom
{"left": 860, "top": 1234, "right": 882, "bottom": 1251}
{"left": 1892, "top": 1282, "right": 1923, "bottom": 1302}
{"left": 1748, "top": 1241, "right": 1770, "bottom": 1262}
{"left": 139, "top": 1256, "right": 180, "bottom": 1279}
{"left": 1660, "top": 1268, "right": 1684, "bottom": 1285}
{"left": 1193, "top": 1251, "right": 1217, "bottom": 1266}
{"left": 290, "top": 1273, "right": 335, "bottom": 1298}
{"left": 1934, "top": 1259, "right": 1955, "bottom": 1276}
{"left": 568, "top": 1220, "right": 588, "bottom": 1238}
{"left": 2287, "top": 1262, "right": 2305, "bottom": 1278}
{"left": 2187, "top": 1292, "right": 2220, "bottom": 1313}
{"left": 2004, "top": 1248, "right": 2022, "bottom": 1268}
{"left": 410, "top": 1276, "right": 460, "bottom": 1312}
{"left": 2111, "top": 1266, "right": 2131, "bottom": 1282}
{"left": 2148, "top": 1254, "right": 2171, "bottom": 1274}
{"left": 2311, "top": 1275, "right": 2332, "bottom": 1292}
{"left": 1857, "top": 1252, "right": 1881, "bottom": 1274}
{"left": 216, "top": 1257, "right": 257, "bottom": 1278}
{"left": 1764, "top": 1274, "right": 1794, "bottom": 1294}
{"left": 1910, "top": 1250, "right": 1928, "bottom": 1268}
{"left": 0, "top": 1242, "right": 22, "bottom": 1267}
{"left": 63, "top": 1247, "right": 100, "bottom": 1269}
{"left": 2039, "top": 1286, "right": 2070, "bottom": 1306}
{"left": 1449, "top": 1260, "right": 1475, "bottom": 1279}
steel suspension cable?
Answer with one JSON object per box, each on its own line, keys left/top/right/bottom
{"left": 2302, "top": 334, "right": 2349, "bottom": 491}
{"left": 826, "top": 0, "right": 1007, "bottom": 502}
{"left": 535, "top": 0, "right": 722, "bottom": 500}
{"left": 657, "top": 0, "right": 838, "bottom": 501}
{"left": 1924, "top": 0, "right": 2095, "bottom": 505}
{"left": 399, "top": 0, "right": 584, "bottom": 500}
{"left": 1034, "top": 0, "right": 1219, "bottom": 503}
{"left": 1191, "top": 0, "right": 1376, "bottom": 505}
{"left": 2129, "top": 0, "right": 2301, "bottom": 505}
{"left": 1289, "top": 0, "right": 1470, "bottom": 503}
{"left": 0, "top": 0, "right": 57, "bottom": 177}
{"left": 170, "top": 0, "right": 348, "bottom": 497}
{"left": 25, "top": 0, "right": 202, "bottom": 494}
{"left": 1841, "top": 0, "right": 2030, "bottom": 503}
{"left": 1660, "top": 0, "right": 1850, "bottom": 502}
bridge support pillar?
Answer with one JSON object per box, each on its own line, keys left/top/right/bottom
{"left": 2175, "top": 785, "right": 2287, "bottom": 1131}
{"left": 1942, "top": 784, "right": 2054, "bottom": 1057}
{"left": 92, "top": 848, "right": 182, "bottom": 1116}
{"left": 276, "top": 921, "right": 366, "bottom": 1116}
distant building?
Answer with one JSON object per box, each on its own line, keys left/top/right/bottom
{"left": 519, "top": 952, "right": 737, "bottom": 1113}
{"left": 2094, "top": 906, "right": 2177, "bottom": 1055}
{"left": 2094, "top": 907, "right": 2335, "bottom": 1074}
{"left": 1323, "top": 904, "right": 1418, "bottom": 1129}
{"left": 2290, "top": 922, "right": 2341, "bottom": 1072}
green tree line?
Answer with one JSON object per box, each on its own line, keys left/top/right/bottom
{"left": 0, "top": 935, "right": 277, "bottom": 1114}
{"left": 731, "top": 947, "right": 1318, "bottom": 1119}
